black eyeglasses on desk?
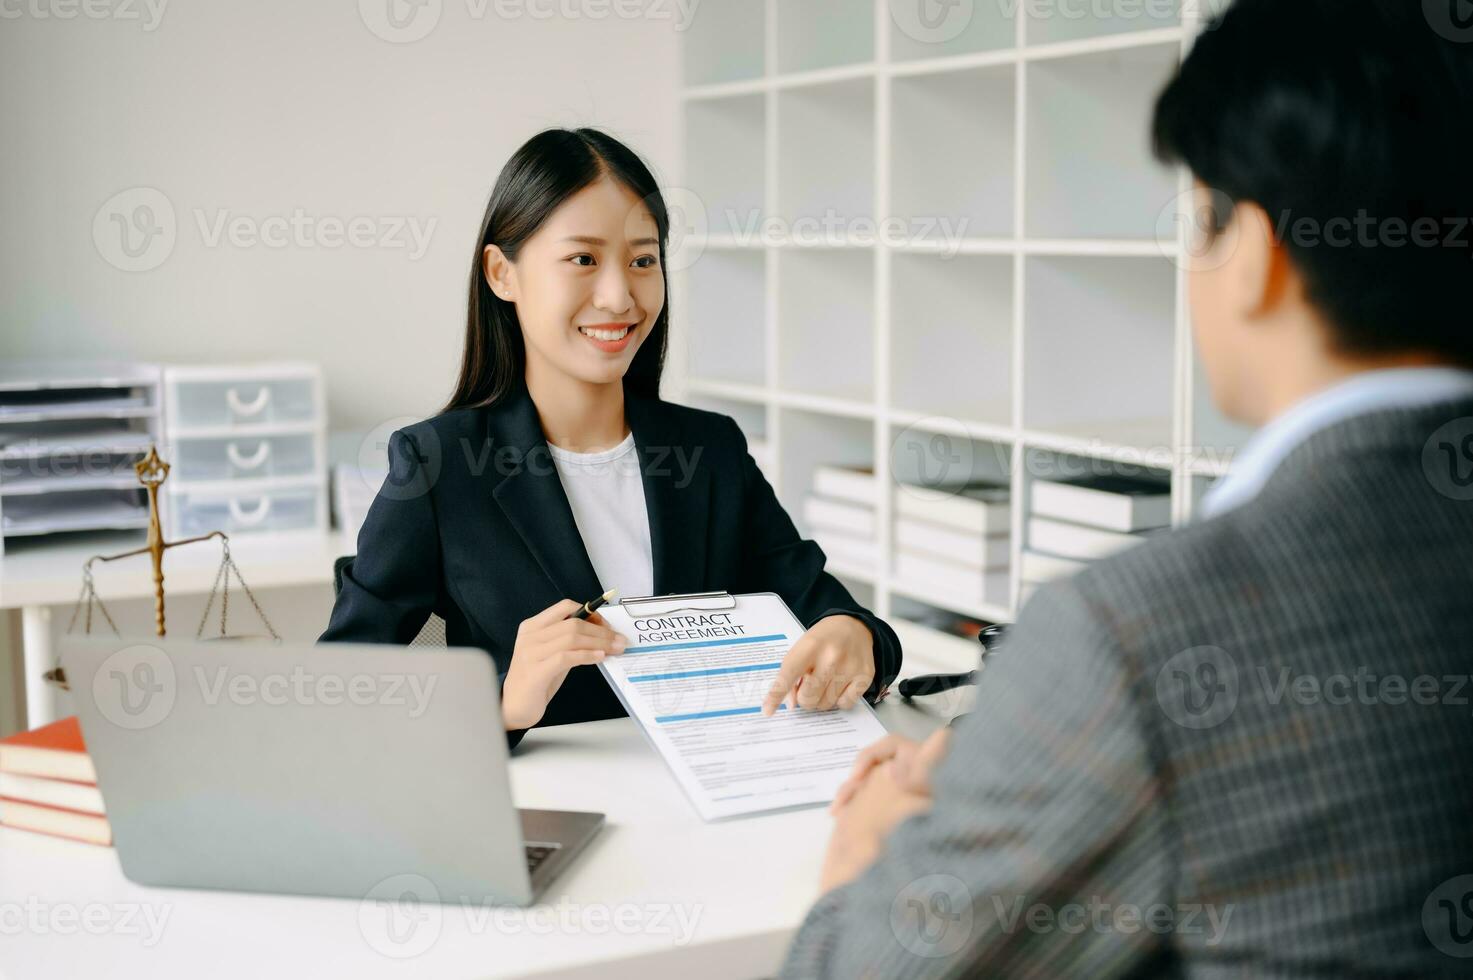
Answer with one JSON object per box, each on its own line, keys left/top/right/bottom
{"left": 897, "top": 623, "right": 1010, "bottom": 700}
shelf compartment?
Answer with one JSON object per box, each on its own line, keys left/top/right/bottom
{"left": 686, "top": 249, "right": 767, "bottom": 387}
{"left": 1024, "top": 43, "right": 1180, "bottom": 239}
{"left": 777, "top": 78, "right": 875, "bottom": 229}
{"left": 683, "top": 94, "right": 765, "bottom": 239}
{"left": 0, "top": 419, "right": 154, "bottom": 460}
{"left": 779, "top": 408, "right": 874, "bottom": 534}
{"left": 1022, "top": 255, "right": 1176, "bottom": 450}
{"left": 777, "top": 248, "right": 875, "bottom": 402}
{"left": 682, "top": 0, "right": 765, "bottom": 87}
{"left": 776, "top": 0, "right": 874, "bottom": 74}
{"left": 890, "top": 252, "right": 1013, "bottom": 426}
{"left": 680, "top": 393, "right": 767, "bottom": 443}
{"left": 0, "top": 451, "right": 149, "bottom": 497}
{"left": 0, "top": 385, "right": 156, "bottom": 424}
{"left": 0, "top": 489, "right": 148, "bottom": 536}
{"left": 1024, "top": 0, "right": 1180, "bottom": 47}
{"left": 890, "top": 64, "right": 1015, "bottom": 240}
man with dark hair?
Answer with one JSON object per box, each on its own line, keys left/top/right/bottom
{"left": 781, "top": 2, "right": 1473, "bottom": 976}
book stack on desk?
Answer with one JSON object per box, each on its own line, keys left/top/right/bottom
{"left": 1021, "top": 475, "right": 1171, "bottom": 604}
{"left": 893, "top": 480, "right": 1011, "bottom": 609}
{"left": 0, "top": 717, "right": 112, "bottom": 846}
{"left": 802, "top": 464, "right": 879, "bottom": 575}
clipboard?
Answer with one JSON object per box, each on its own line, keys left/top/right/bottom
{"left": 594, "top": 590, "right": 888, "bottom": 821}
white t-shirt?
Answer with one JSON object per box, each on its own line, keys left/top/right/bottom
{"left": 547, "top": 432, "right": 655, "bottom": 600}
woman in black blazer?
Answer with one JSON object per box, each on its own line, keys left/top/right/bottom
{"left": 320, "top": 129, "right": 901, "bottom": 750}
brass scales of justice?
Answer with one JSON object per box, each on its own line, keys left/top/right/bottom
{"left": 42, "top": 445, "right": 280, "bottom": 692}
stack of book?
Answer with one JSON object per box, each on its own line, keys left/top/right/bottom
{"left": 0, "top": 717, "right": 112, "bottom": 846}
{"left": 802, "top": 464, "right": 879, "bottom": 574}
{"left": 1021, "top": 475, "right": 1171, "bottom": 602}
{"left": 893, "top": 480, "right": 1011, "bottom": 609}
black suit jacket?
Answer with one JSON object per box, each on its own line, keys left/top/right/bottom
{"left": 319, "top": 384, "right": 902, "bottom": 750}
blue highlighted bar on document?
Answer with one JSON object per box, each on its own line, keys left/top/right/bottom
{"left": 629, "top": 662, "right": 782, "bottom": 684}
{"left": 623, "top": 633, "right": 788, "bottom": 654}
{"left": 655, "top": 704, "right": 788, "bottom": 724}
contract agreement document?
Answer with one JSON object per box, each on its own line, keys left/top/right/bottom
{"left": 596, "top": 591, "right": 891, "bottom": 821}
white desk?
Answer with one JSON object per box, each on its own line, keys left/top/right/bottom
{"left": 0, "top": 530, "right": 352, "bottom": 729}
{"left": 0, "top": 693, "right": 962, "bottom": 980}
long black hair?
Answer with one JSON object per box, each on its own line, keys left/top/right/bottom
{"left": 443, "top": 128, "right": 671, "bottom": 413}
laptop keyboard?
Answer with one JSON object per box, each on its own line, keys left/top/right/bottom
{"left": 525, "top": 843, "right": 559, "bottom": 874}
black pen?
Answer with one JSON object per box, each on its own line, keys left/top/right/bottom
{"left": 569, "top": 588, "right": 619, "bottom": 620}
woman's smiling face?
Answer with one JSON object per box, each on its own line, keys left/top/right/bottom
{"left": 483, "top": 176, "right": 665, "bottom": 388}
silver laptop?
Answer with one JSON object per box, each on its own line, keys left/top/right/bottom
{"left": 61, "top": 637, "right": 603, "bottom": 906}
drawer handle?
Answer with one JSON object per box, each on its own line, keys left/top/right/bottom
{"left": 225, "top": 440, "right": 272, "bottom": 471}
{"left": 225, "top": 385, "right": 272, "bottom": 418}
{"left": 228, "top": 497, "right": 273, "bottom": 527}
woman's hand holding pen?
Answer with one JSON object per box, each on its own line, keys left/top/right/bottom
{"left": 502, "top": 598, "right": 628, "bottom": 732}
{"left": 760, "top": 614, "right": 875, "bottom": 717}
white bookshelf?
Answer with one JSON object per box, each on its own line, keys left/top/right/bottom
{"left": 674, "top": 0, "right": 1248, "bottom": 641}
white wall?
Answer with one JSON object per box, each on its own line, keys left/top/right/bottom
{"left": 0, "top": 0, "right": 683, "bottom": 433}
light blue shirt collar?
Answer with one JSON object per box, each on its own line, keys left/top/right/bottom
{"left": 1200, "top": 366, "right": 1473, "bottom": 519}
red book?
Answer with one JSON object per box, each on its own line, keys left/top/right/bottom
{"left": 0, "top": 798, "right": 112, "bottom": 846}
{"left": 0, "top": 717, "right": 97, "bottom": 783}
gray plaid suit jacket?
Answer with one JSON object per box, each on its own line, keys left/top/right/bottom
{"left": 781, "top": 396, "right": 1473, "bottom": 978}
